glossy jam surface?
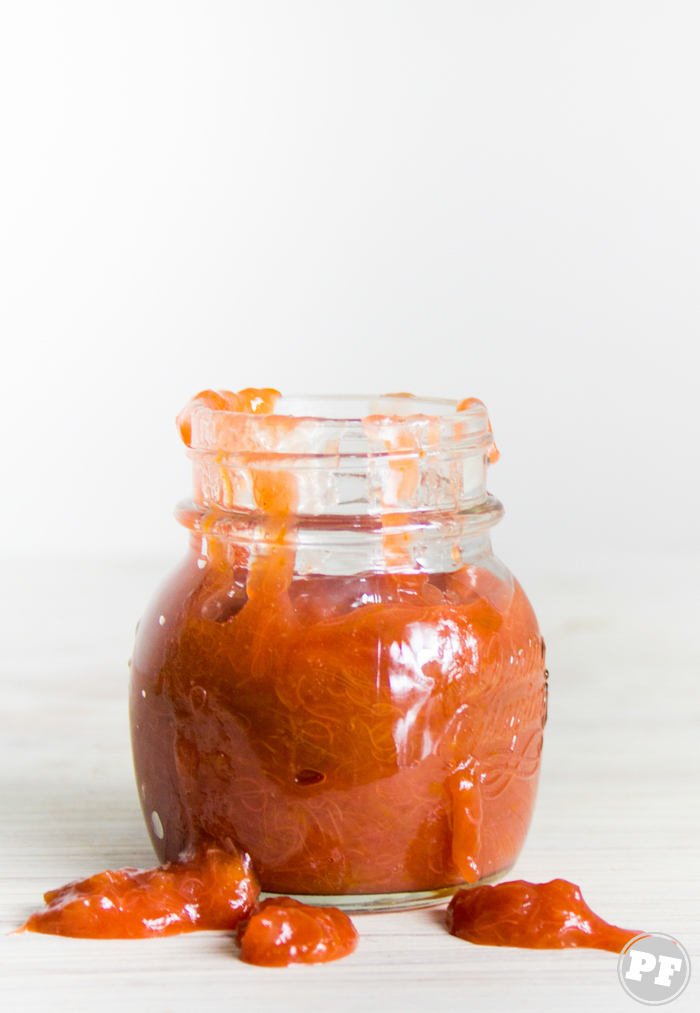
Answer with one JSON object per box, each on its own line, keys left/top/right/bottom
{"left": 237, "top": 897, "right": 358, "bottom": 966}
{"left": 23, "top": 848, "right": 258, "bottom": 939}
{"left": 447, "top": 879, "right": 641, "bottom": 952}
{"left": 132, "top": 560, "right": 546, "bottom": 896}
{"left": 130, "top": 388, "right": 547, "bottom": 900}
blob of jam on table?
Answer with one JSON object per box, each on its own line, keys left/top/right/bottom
{"left": 22, "top": 848, "right": 641, "bottom": 965}
{"left": 21, "top": 846, "right": 357, "bottom": 966}
{"left": 21, "top": 847, "right": 258, "bottom": 940}
{"left": 237, "top": 897, "right": 358, "bottom": 966}
{"left": 447, "top": 878, "right": 642, "bottom": 952}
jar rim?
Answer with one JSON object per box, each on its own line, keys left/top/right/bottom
{"left": 230, "top": 393, "right": 481, "bottom": 423}
{"left": 181, "top": 390, "right": 497, "bottom": 529}
{"left": 183, "top": 392, "right": 494, "bottom": 459}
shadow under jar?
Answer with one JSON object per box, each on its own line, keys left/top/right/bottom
{"left": 130, "top": 392, "right": 547, "bottom": 912}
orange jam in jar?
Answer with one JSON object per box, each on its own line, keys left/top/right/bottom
{"left": 130, "top": 391, "right": 547, "bottom": 911}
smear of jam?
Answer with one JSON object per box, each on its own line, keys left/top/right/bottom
{"left": 22, "top": 847, "right": 258, "bottom": 939}
{"left": 446, "top": 879, "right": 642, "bottom": 952}
{"left": 237, "top": 897, "right": 358, "bottom": 966}
{"left": 457, "top": 396, "right": 500, "bottom": 463}
{"left": 177, "top": 387, "right": 281, "bottom": 446}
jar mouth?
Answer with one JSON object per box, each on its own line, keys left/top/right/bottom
{"left": 244, "top": 393, "right": 478, "bottom": 423}
{"left": 180, "top": 389, "right": 498, "bottom": 533}
{"left": 184, "top": 392, "right": 493, "bottom": 459}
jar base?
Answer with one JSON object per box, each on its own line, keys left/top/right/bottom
{"left": 259, "top": 866, "right": 513, "bottom": 913}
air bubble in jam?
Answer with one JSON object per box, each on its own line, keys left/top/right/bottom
{"left": 190, "top": 686, "right": 207, "bottom": 710}
{"left": 151, "top": 810, "right": 164, "bottom": 840}
{"left": 294, "top": 769, "right": 326, "bottom": 787}
{"left": 200, "top": 587, "right": 247, "bottom": 623}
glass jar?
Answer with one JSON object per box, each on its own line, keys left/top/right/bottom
{"left": 130, "top": 391, "right": 547, "bottom": 912}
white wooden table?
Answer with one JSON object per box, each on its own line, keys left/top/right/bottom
{"left": 1, "top": 554, "right": 698, "bottom": 1012}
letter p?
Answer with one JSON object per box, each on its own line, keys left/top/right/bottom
{"left": 625, "top": 949, "right": 657, "bottom": 982}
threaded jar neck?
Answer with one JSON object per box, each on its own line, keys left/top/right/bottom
{"left": 175, "top": 391, "right": 503, "bottom": 574}
{"left": 181, "top": 393, "right": 496, "bottom": 517}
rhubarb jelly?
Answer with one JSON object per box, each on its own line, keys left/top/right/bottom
{"left": 130, "top": 393, "right": 547, "bottom": 910}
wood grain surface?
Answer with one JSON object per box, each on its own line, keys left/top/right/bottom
{"left": 1, "top": 554, "right": 698, "bottom": 1012}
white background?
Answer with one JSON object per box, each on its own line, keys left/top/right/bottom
{"left": 1, "top": 7, "right": 699, "bottom": 1011}
{"left": 1, "top": 0, "right": 699, "bottom": 573}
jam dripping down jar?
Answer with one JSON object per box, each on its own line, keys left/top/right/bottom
{"left": 130, "top": 392, "right": 547, "bottom": 911}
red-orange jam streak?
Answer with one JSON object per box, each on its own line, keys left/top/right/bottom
{"left": 130, "top": 390, "right": 547, "bottom": 897}
{"left": 363, "top": 411, "right": 441, "bottom": 568}
{"left": 447, "top": 879, "right": 642, "bottom": 952}
{"left": 22, "top": 847, "right": 258, "bottom": 939}
{"left": 237, "top": 897, "right": 358, "bottom": 966}
{"left": 177, "top": 388, "right": 281, "bottom": 447}
{"left": 457, "top": 397, "right": 499, "bottom": 463}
